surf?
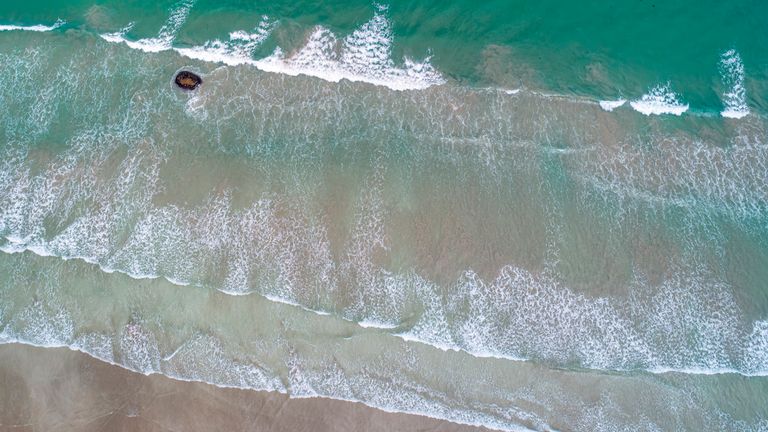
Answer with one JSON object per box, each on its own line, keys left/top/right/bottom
{"left": 0, "top": 19, "right": 65, "bottom": 32}
{"left": 97, "top": 1, "right": 444, "bottom": 91}
{"left": 719, "top": 49, "right": 749, "bottom": 119}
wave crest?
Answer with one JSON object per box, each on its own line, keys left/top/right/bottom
{"left": 630, "top": 83, "right": 688, "bottom": 116}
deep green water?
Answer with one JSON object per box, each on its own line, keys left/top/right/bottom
{"left": 1, "top": 1, "right": 767, "bottom": 431}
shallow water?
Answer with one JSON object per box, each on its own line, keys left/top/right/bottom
{"left": 1, "top": 2, "right": 768, "bottom": 431}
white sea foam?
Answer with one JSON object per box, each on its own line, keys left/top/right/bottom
{"left": 6, "top": 301, "right": 75, "bottom": 347}
{"left": 0, "top": 19, "right": 65, "bottom": 32}
{"left": 744, "top": 320, "right": 768, "bottom": 373}
{"left": 119, "top": 320, "right": 162, "bottom": 373}
{"left": 97, "top": 3, "right": 443, "bottom": 91}
{"left": 357, "top": 319, "right": 399, "bottom": 329}
{"left": 647, "top": 366, "right": 763, "bottom": 376}
{"left": 164, "top": 334, "right": 284, "bottom": 391}
{"left": 719, "top": 49, "right": 749, "bottom": 119}
{"left": 99, "top": 23, "right": 134, "bottom": 44}
{"left": 630, "top": 83, "right": 688, "bottom": 116}
{"left": 174, "top": 16, "right": 275, "bottom": 66}
{"left": 2, "top": 234, "right": 196, "bottom": 292}
{"left": 599, "top": 99, "right": 626, "bottom": 112}
{"left": 72, "top": 333, "right": 115, "bottom": 363}
{"left": 100, "top": 0, "right": 194, "bottom": 53}
{"left": 255, "top": 5, "right": 444, "bottom": 91}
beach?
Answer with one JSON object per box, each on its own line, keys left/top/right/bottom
{"left": 0, "top": 343, "right": 490, "bottom": 432}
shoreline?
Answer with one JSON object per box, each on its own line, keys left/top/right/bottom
{"left": 0, "top": 342, "right": 494, "bottom": 432}
{"left": 2, "top": 245, "right": 766, "bottom": 379}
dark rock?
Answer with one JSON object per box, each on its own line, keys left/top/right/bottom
{"left": 175, "top": 71, "right": 202, "bottom": 90}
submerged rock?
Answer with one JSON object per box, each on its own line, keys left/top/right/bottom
{"left": 175, "top": 71, "right": 202, "bottom": 90}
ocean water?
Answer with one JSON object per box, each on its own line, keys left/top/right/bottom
{"left": 1, "top": 1, "right": 768, "bottom": 431}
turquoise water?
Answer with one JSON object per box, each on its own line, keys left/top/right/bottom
{"left": 1, "top": 0, "right": 767, "bottom": 111}
{"left": 0, "top": 1, "right": 767, "bottom": 431}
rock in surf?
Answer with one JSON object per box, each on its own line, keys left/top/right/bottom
{"left": 175, "top": 71, "right": 202, "bottom": 90}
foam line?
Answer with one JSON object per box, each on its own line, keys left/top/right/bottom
{"left": 3, "top": 239, "right": 767, "bottom": 378}
{"left": 0, "top": 19, "right": 65, "bottom": 32}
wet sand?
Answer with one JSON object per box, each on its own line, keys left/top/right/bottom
{"left": 0, "top": 343, "right": 491, "bottom": 432}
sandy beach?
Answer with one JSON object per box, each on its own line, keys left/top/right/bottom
{"left": 0, "top": 343, "right": 490, "bottom": 432}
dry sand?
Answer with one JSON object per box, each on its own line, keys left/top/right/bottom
{"left": 0, "top": 343, "right": 491, "bottom": 432}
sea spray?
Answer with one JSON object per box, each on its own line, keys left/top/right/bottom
{"left": 630, "top": 83, "right": 688, "bottom": 116}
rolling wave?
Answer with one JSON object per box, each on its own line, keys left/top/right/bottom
{"left": 0, "top": 19, "right": 65, "bottom": 32}
{"left": 100, "top": 0, "right": 194, "bottom": 53}
{"left": 99, "top": 2, "right": 443, "bottom": 91}
{"left": 719, "top": 49, "right": 749, "bottom": 119}
{"left": 629, "top": 83, "right": 689, "bottom": 116}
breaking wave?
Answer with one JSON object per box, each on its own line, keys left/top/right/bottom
{"left": 100, "top": 0, "right": 194, "bottom": 53}
{"left": 174, "top": 16, "right": 276, "bottom": 66}
{"left": 719, "top": 49, "right": 749, "bottom": 119}
{"left": 99, "top": 2, "right": 443, "bottom": 91}
{"left": 630, "top": 83, "right": 689, "bottom": 116}
{"left": 0, "top": 19, "right": 65, "bottom": 32}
